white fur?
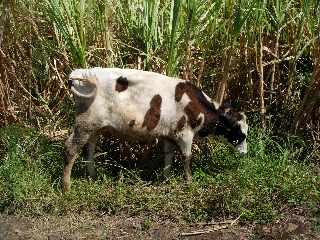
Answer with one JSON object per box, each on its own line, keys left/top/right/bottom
{"left": 203, "top": 92, "right": 220, "bottom": 110}
{"left": 72, "top": 67, "right": 186, "bottom": 136}
{"left": 235, "top": 113, "right": 248, "bottom": 154}
{"left": 238, "top": 113, "right": 248, "bottom": 135}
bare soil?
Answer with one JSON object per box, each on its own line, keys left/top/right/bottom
{"left": 0, "top": 209, "right": 319, "bottom": 240}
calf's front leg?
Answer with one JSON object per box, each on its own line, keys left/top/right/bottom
{"left": 163, "top": 139, "right": 176, "bottom": 179}
{"left": 177, "top": 131, "right": 194, "bottom": 183}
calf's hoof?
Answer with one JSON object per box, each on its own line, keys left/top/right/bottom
{"left": 62, "top": 180, "right": 70, "bottom": 192}
{"left": 185, "top": 175, "right": 192, "bottom": 184}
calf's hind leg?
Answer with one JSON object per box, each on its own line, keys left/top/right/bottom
{"left": 163, "top": 139, "right": 176, "bottom": 179}
{"left": 82, "top": 133, "right": 99, "bottom": 178}
{"left": 63, "top": 127, "right": 93, "bottom": 192}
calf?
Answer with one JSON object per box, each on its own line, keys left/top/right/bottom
{"left": 63, "top": 68, "right": 248, "bottom": 191}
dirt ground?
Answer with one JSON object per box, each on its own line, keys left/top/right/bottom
{"left": 0, "top": 209, "right": 319, "bottom": 240}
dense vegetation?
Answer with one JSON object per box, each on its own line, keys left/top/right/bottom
{"left": 0, "top": 125, "right": 319, "bottom": 223}
{"left": 0, "top": 0, "right": 319, "bottom": 224}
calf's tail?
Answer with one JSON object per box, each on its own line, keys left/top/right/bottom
{"left": 69, "top": 75, "right": 97, "bottom": 99}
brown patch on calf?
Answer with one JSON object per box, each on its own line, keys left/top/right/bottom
{"left": 142, "top": 94, "right": 162, "bottom": 131}
{"left": 184, "top": 102, "right": 203, "bottom": 129}
{"left": 175, "top": 82, "right": 186, "bottom": 102}
{"left": 175, "top": 82, "right": 213, "bottom": 129}
{"left": 115, "top": 76, "right": 129, "bottom": 92}
{"left": 176, "top": 115, "right": 186, "bottom": 132}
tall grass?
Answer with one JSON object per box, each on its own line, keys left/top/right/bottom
{"left": 45, "top": 0, "right": 91, "bottom": 67}
{"left": 2, "top": 0, "right": 319, "bottom": 124}
{"left": 166, "top": 0, "right": 181, "bottom": 76}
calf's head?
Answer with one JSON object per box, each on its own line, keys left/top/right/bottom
{"left": 215, "top": 104, "right": 248, "bottom": 154}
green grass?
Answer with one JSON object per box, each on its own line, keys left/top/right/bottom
{"left": 0, "top": 125, "right": 319, "bottom": 223}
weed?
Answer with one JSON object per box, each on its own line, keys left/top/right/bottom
{"left": 0, "top": 125, "right": 319, "bottom": 223}
{"left": 141, "top": 217, "right": 152, "bottom": 231}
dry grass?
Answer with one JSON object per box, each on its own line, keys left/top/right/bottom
{"left": 0, "top": 0, "right": 319, "bottom": 140}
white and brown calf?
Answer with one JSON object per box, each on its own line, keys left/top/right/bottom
{"left": 63, "top": 68, "right": 248, "bottom": 191}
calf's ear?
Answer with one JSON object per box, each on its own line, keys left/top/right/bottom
{"left": 219, "top": 100, "right": 232, "bottom": 111}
